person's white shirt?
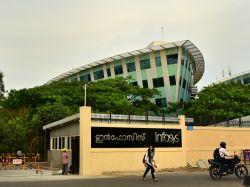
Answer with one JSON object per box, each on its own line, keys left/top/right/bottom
{"left": 219, "top": 147, "right": 231, "bottom": 159}
{"left": 144, "top": 152, "right": 155, "bottom": 166}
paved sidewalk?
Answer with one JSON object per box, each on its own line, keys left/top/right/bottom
{"left": 0, "top": 169, "right": 111, "bottom": 182}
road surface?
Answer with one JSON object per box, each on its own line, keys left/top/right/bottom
{"left": 0, "top": 171, "right": 244, "bottom": 187}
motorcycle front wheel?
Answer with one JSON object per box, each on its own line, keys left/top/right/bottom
{"left": 209, "top": 166, "right": 222, "bottom": 180}
{"left": 235, "top": 164, "right": 248, "bottom": 179}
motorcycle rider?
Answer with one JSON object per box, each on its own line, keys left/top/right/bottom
{"left": 219, "top": 141, "right": 234, "bottom": 173}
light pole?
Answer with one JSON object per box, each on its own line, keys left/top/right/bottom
{"left": 84, "top": 84, "right": 87, "bottom": 107}
{"left": 82, "top": 84, "right": 87, "bottom": 107}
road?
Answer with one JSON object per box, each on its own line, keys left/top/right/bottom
{"left": 0, "top": 171, "right": 245, "bottom": 187}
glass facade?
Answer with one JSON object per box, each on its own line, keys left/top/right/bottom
{"left": 140, "top": 59, "right": 151, "bottom": 70}
{"left": 142, "top": 80, "right": 148, "bottom": 88}
{"left": 181, "top": 59, "right": 184, "bottom": 65}
{"left": 62, "top": 46, "right": 197, "bottom": 106}
{"left": 182, "top": 79, "right": 187, "bottom": 89}
{"left": 169, "top": 75, "right": 176, "bottom": 86}
{"left": 153, "top": 77, "right": 164, "bottom": 88}
{"left": 155, "top": 56, "right": 161, "bottom": 67}
{"left": 155, "top": 98, "right": 167, "bottom": 107}
{"left": 107, "top": 68, "right": 111, "bottom": 77}
{"left": 243, "top": 77, "right": 250, "bottom": 84}
{"left": 222, "top": 72, "right": 250, "bottom": 86}
{"left": 127, "top": 62, "right": 136, "bottom": 72}
{"left": 167, "top": 54, "right": 178, "bottom": 65}
{"left": 94, "top": 70, "right": 104, "bottom": 80}
{"left": 114, "top": 65, "right": 123, "bottom": 75}
{"left": 80, "top": 74, "right": 91, "bottom": 82}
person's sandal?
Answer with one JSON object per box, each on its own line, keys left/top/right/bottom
{"left": 153, "top": 178, "right": 158, "bottom": 182}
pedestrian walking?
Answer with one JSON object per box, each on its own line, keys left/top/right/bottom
{"left": 61, "top": 148, "right": 69, "bottom": 175}
{"left": 142, "top": 145, "right": 158, "bottom": 181}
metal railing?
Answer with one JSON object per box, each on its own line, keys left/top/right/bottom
{"left": 192, "top": 121, "right": 250, "bottom": 127}
{"left": 91, "top": 113, "right": 193, "bottom": 125}
{"left": 0, "top": 153, "right": 40, "bottom": 170}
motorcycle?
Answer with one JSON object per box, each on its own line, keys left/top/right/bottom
{"left": 208, "top": 155, "right": 248, "bottom": 180}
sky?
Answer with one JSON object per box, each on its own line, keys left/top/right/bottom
{"left": 1, "top": 0, "right": 250, "bottom": 91}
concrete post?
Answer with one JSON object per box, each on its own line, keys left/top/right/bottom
{"left": 179, "top": 115, "right": 187, "bottom": 166}
{"left": 79, "top": 106, "right": 92, "bottom": 176}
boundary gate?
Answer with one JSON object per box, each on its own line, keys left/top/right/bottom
{"left": 0, "top": 153, "right": 40, "bottom": 170}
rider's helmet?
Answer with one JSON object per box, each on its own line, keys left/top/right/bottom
{"left": 220, "top": 141, "right": 226, "bottom": 149}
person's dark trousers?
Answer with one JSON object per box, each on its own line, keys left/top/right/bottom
{"left": 143, "top": 164, "right": 155, "bottom": 179}
{"left": 62, "top": 163, "right": 68, "bottom": 175}
{"left": 221, "top": 158, "right": 234, "bottom": 172}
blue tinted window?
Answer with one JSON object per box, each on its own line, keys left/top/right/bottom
{"left": 181, "top": 59, "right": 184, "bottom": 65}
{"left": 243, "top": 77, "right": 250, "bottom": 84}
{"left": 169, "top": 76, "right": 176, "bottom": 86}
{"left": 185, "top": 60, "right": 188, "bottom": 68}
{"left": 153, "top": 77, "right": 164, "bottom": 88}
{"left": 142, "top": 80, "right": 148, "bottom": 88}
{"left": 127, "top": 62, "right": 136, "bottom": 72}
{"left": 107, "top": 68, "right": 111, "bottom": 77}
{"left": 94, "top": 70, "right": 104, "bottom": 80}
{"left": 179, "top": 76, "right": 182, "bottom": 86}
{"left": 80, "top": 74, "right": 91, "bottom": 82}
{"left": 131, "top": 81, "right": 138, "bottom": 86}
{"left": 114, "top": 65, "right": 123, "bottom": 75}
{"left": 155, "top": 57, "right": 161, "bottom": 67}
{"left": 167, "top": 54, "right": 178, "bottom": 65}
{"left": 155, "top": 98, "right": 167, "bottom": 107}
{"left": 140, "top": 59, "right": 151, "bottom": 70}
{"left": 182, "top": 79, "right": 187, "bottom": 89}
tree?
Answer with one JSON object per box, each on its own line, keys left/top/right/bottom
{"left": 165, "top": 102, "right": 186, "bottom": 117}
{"left": 87, "top": 77, "right": 160, "bottom": 114}
{"left": 184, "top": 83, "right": 250, "bottom": 123}
{"left": 0, "top": 77, "right": 160, "bottom": 154}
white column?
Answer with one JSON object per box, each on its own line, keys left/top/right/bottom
{"left": 90, "top": 68, "right": 94, "bottom": 81}
{"left": 149, "top": 52, "right": 157, "bottom": 79}
{"left": 160, "top": 50, "right": 171, "bottom": 103}
{"left": 50, "top": 138, "right": 53, "bottom": 150}
{"left": 121, "top": 59, "right": 128, "bottom": 77}
{"left": 110, "top": 62, "right": 115, "bottom": 78}
{"left": 175, "top": 47, "right": 182, "bottom": 102}
{"left": 103, "top": 64, "right": 107, "bottom": 79}
{"left": 134, "top": 55, "right": 142, "bottom": 87}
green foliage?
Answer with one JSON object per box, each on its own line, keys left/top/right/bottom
{"left": 0, "top": 77, "right": 160, "bottom": 154}
{"left": 87, "top": 77, "right": 160, "bottom": 114}
{"left": 164, "top": 102, "right": 186, "bottom": 117}
{"left": 184, "top": 83, "right": 250, "bottom": 123}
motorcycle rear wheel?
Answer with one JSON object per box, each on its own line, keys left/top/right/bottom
{"left": 209, "top": 166, "right": 222, "bottom": 180}
{"left": 235, "top": 164, "right": 248, "bottom": 179}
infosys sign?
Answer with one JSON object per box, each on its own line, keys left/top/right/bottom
{"left": 91, "top": 127, "right": 182, "bottom": 148}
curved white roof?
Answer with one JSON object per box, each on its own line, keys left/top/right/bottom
{"left": 47, "top": 40, "right": 205, "bottom": 85}
{"left": 215, "top": 69, "right": 250, "bottom": 84}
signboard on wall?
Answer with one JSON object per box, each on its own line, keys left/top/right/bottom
{"left": 91, "top": 127, "right": 182, "bottom": 148}
{"left": 13, "top": 159, "right": 22, "bottom": 165}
